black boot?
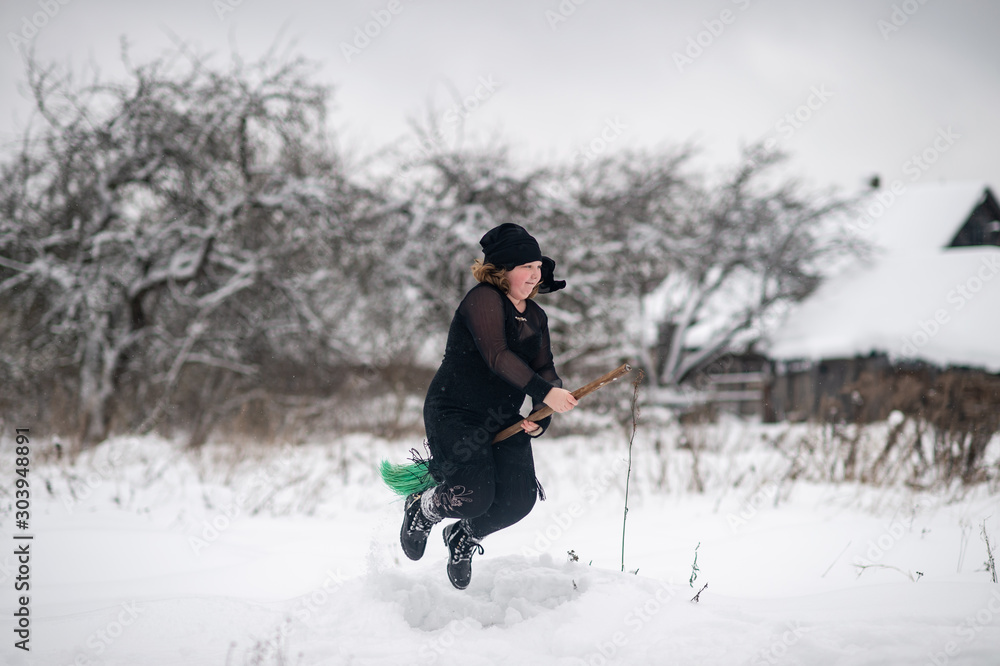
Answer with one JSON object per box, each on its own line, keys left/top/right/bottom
{"left": 400, "top": 491, "right": 440, "bottom": 561}
{"left": 442, "top": 520, "right": 484, "bottom": 590}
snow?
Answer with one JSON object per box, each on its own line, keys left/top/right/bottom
{"left": 768, "top": 181, "right": 1000, "bottom": 371}
{"left": 4, "top": 427, "right": 1000, "bottom": 665}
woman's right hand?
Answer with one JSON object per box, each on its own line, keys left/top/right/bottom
{"left": 543, "top": 387, "right": 578, "bottom": 413}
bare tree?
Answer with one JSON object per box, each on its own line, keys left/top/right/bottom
{"left": 0, "top": 42, "right": 376, "bottom": 445}
{"left": 655, "top": 148, "right": 859, "bottom": 387}
{"left": 537, "top": 147, "right": 695, "bottom": 374}
{"left": 536, "top": 145, "right": 859, "bottom": 389}
{"left": 0, "top": 43, "right": 862, "bottom": 446}
{"left": 384, "top": 114, "right": 556, "bottom": 334}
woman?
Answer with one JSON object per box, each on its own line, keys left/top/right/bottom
{"left": 400, "top": 222, "right": 578, "bottom": 590}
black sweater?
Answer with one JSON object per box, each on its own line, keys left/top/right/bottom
{"left": 423, "top": 282, "right": 562, "bottom": 444}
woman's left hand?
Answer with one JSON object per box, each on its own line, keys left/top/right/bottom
{"left": 520, "top": 419, "right": 540, "bottom": 434}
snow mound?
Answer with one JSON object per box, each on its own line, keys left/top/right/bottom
{"left": 297, "top": 553, "right": 692, "bottom": 666}
{"left": 373, "top": 554, "right": 587, "bottom": 631}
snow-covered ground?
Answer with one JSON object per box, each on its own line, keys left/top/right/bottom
{"left": 2, "top": 422, "right": 999, "bottom": 665}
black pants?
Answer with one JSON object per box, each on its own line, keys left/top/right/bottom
{"left": 426, "top": 430, "right": 538, "bottom": 540}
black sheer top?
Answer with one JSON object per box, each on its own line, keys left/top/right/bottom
{"left": 425, "top": 282, "right": 562, "bottom": 432}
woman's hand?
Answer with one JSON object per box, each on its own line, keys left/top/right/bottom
{"left": 520, "top": 419, "right": 541, "bottom": 434}
{"left": 543, "top": 387, "right": 578, "bottom": 413}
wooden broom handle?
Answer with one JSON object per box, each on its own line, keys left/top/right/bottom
{"left": 492, "top": 362, "right": 633, "bottom": 443}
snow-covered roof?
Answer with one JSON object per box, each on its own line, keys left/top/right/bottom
{"left": 767, "top": 181, "right": 1000, "bottom": 372}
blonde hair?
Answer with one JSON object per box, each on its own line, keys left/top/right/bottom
{"left": 471, "top": 259, "right": 540, "bottom": 299}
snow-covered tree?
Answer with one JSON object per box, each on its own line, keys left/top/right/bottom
{"left": 533, "top": 147, "right": 695, "bottom": 374}
{"left": 382, "top": 123, "right": 556, "bottom": 338}
{"left": 652, "top": 148, "right": 859, "bottom": 387}
{"left": 0, "top": 43, "right": 862, "bottom": 445}
{"left": 535, "top": 146, "right": 859, "bottom": 390}
{"left": 0, "top": 44, "right": 380, "bottom": 445}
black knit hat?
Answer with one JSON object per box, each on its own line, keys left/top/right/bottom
{"left": 480, "top": 223, "right": 542, "bottom": 270}
{"left": 479, "top": 223, "right": 566, "bottom": 293}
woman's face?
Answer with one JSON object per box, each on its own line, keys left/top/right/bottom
{"left": 507, "top": 261, "right": 542, "bottom": 301}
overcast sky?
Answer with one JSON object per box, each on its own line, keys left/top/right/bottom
{"left": 2, "top": 0, "right": 998, "bottom": 196}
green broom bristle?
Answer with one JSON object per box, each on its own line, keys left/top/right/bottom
{"left": 378, "top": 459, "right": 435, "bottom": 496}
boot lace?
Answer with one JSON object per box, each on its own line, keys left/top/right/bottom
{"left": 450, "top": 525, "right": 484, "bottom": 563}
{"left": 407, "top": 495, "right": 435, "bottom": 533}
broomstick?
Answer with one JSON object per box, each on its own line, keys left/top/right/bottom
{"left": 379, "top": 362, "right": 632, "bottom": 496}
